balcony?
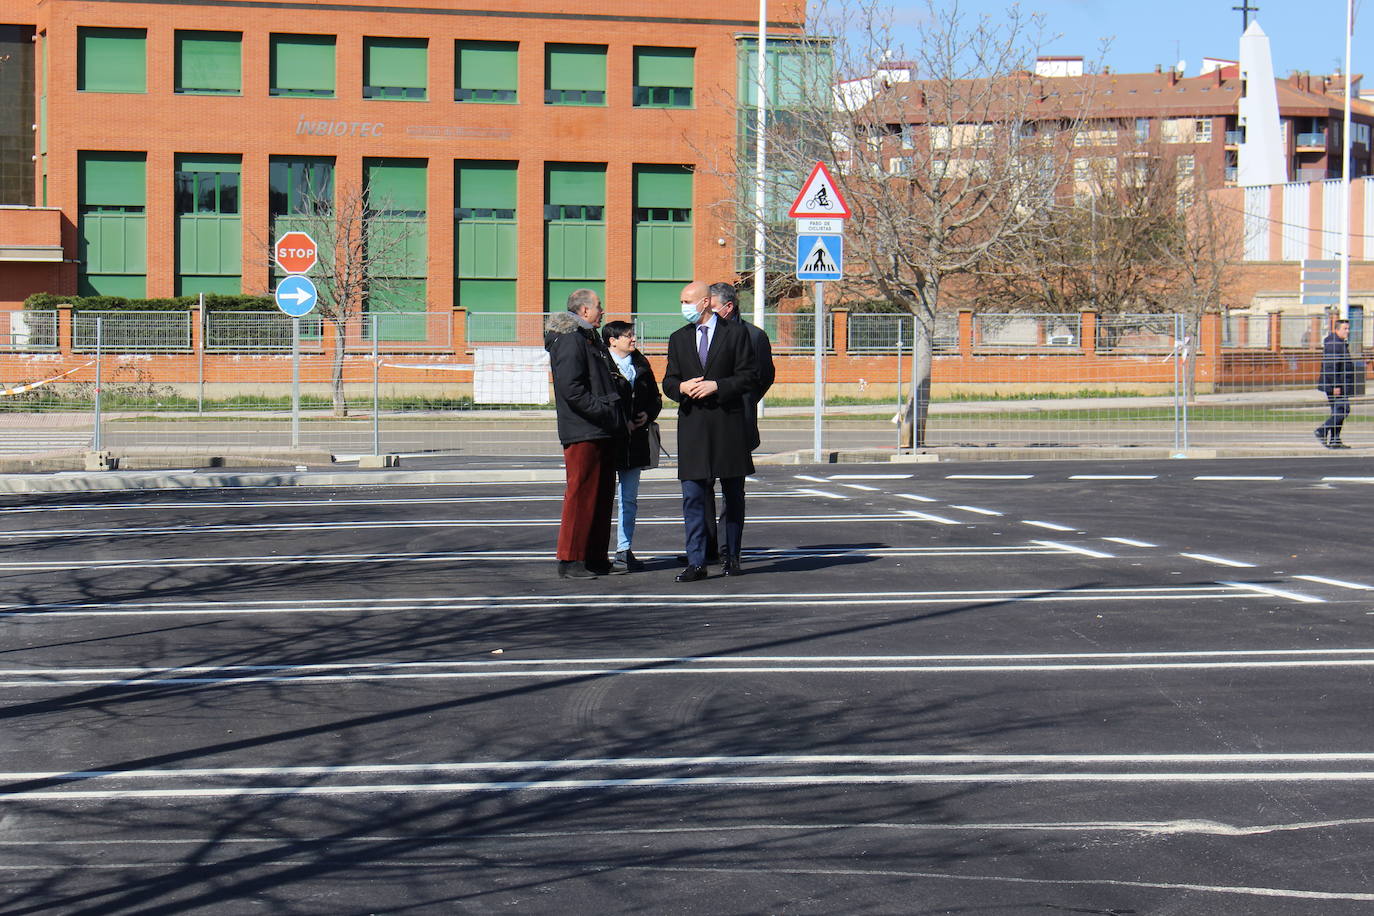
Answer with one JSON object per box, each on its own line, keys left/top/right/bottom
{"left": 1225, "top": 129, "right": 1245, "bottom": 145}
{"left": 1296, "top": 167, "right": 1335, "bottom": 182}
{"left": 1296, "top": 131, "right": 1327, "bottom": 148}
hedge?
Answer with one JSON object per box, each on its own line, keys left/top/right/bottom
{"left": 23, "top": 293, "right": 276, "bottom": 312}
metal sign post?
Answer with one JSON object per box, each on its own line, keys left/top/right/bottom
{"left": 291, "top": 317, "right": 301, "bottom": 448}
{"left": 813, "top": 281, "right": 825, "bottom": 463}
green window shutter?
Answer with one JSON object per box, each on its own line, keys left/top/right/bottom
{"left": 456, "top": 41, "right": 517, "bottom": 102}
{"left": 177, "top": 155, "right": 241, "bottom": 174}
{"left": 546, "top": 44, "right": 605, "bottom": 104}
{"left": 547, "top": 164, "right": 605, "bottom": 207}
{"left": 634, "top": 224, "right": 692, "bottom": 279}
{"left": 457, "top": 222, "right": 517, "bottom": 278}
{"left": 368, "top": 280, "right": 428, "bottom": 341}
{"left": 635, "top": 47, "right": 693, "bottom": 87}
{"left": 81, "top": 152, "right": 146, "bottom": 209}
{"left": 635, "top": 165, "right": 692, "bottom": 209}
{"left": 364, "top": 159, "right": 427, "bottom": 213}
{"left": 177, "top": 214, "right": 241, "bottom": 274}
{"left": 457, "top": 161, "right": 516, "bottom": 210}
{"left": 546, "top": 223, "right": 605, "bottom": 279}
{"left": 177, "top": 276, "right": 241, "bottom": 297}
{"left": 271, "top": 34, "right": 335, "bottom": 96}
{"left": 365, "top": 37, "right": 427, "bottom": 99}
{"left": 176, "top": 31, "right": 241, "bottom": 93}
{"left": 460, "top": 279, "right": 517, "bottom": 342}
{"left": 547, "top": 45, "right": 606, "bottom": 90}
{"left": 78, "top": 28, "right": 145, "bottom": 93}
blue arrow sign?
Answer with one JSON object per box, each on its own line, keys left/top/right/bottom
{"left": 796, "top": 233, "right": 843, "bottom": 281}
{"left": 275, "top": 275, "right": 318, "bottom": 317}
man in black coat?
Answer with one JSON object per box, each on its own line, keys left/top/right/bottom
{"left": 1316, "top": 319, "right": 1357, "bottom": 449}
{"left": 545, "top": 288, "right": 627, "bottom": 578}
{"left": 662, "top": 281, "right": 757, "bottom": 581}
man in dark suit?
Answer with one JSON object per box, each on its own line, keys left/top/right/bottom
{"left": 662, "top": 281, "right": 757, "bottom": 581}
{"left": 1316, "top": 318, "right": 1358, "bottom": 449}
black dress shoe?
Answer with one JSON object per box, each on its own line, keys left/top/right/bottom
{"left": 617, "top": 550, "right": 646, "bottom": 572}
{"left": 586, "top": 560, "right": 626, "bottom": 576}
{"left": 558, "top": 561, "right": 596, "bottom": 579}
{"left": 721, "top": 556, "right": 742, "bottom": 576}
{"left": 675, "top": 565, "right": 708, "bottom": 582}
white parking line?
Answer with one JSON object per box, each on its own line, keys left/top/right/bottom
{"left": 1031, "top": 540, "right": 1115, "bottom": 559}
{"left": 1293, "top": 575, "right": 1374, "bottom": 591}
{"left": 1194, "top": 476, "right": 1284, "bottom": 482}
{"left": 1103, "top": 537, "right": 1158, "bottom": 548}
{"left": 11, "top": 763, "right": 1374, "bottom": 802}
{"left": 949, "top": 505, "right": 1004, "bottom": 516}
{"left": 946, "top": 474, "right": 1034, "bottom": 480}
{"left": 828, "top": 474, "right": 912, "bottom": 480}
{"left": 794, "top": 474, "right": 828, "bottom": 482}
{"left": 840, "top": 483, "right": 880, "bottom": 492}
{"left": 795, "top": 488, "right": 849, "bottom": 500}
{"left": 1023, "top": 520, "right": 1076, "bottom": 532}
{"left": 1069, "top": 475, "right": 1159, "bottom": 480}
{"left": 1221, "top": 581, "right": 1325, "bottom": 604}
{"left": 900, "top": 510, "right": 961, "bottom": 525}
{"left": 1180, "top": 553, "right": 1256, "bottom": 568}
{"left": 1321, "top": 477, "right": 1374, "bottom": 483}
{"left": 897, "top": 493, "right": 938, "bottom": 503}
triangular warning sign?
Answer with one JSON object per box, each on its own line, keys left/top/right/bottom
{"left": 801, "top": 236, "right": 838, "bottom": 274}
{"left": 789, "top": 161, "right": 851, "bottom": 218}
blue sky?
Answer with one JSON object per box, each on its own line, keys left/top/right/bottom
{"left": 866, "top": 1, "right": 1369, "bottom": 81}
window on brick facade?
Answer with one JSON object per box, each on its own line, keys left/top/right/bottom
{"left": 271, "top": 34, "right": 335, "bottom": 97}
{"left": 456, "top": 41, "right": 517, "bottom": 103}
{"left": 78, "top": 27, "right": 146, "bottom": 93}
{"left": 176, "top": 31, "right": 241, "bottom": 95}
{"left": 633, "top": 47, "right": 693, "bottom": 108}
{"left": 364, "top": 37, "right": 427, "bottom": 100}
{"left": 545, "top": 44, "right": 607, "bottom": 106}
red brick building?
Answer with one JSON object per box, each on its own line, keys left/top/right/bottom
{"left": 0, "top": 0, "right": 806, "bottom": 336}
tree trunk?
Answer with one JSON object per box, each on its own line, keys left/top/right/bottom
{"left": 900, "top": 284, "right": 936, "bottom": 450}
{"left": 331, "top": 319, "right": 348, "bottom": 417}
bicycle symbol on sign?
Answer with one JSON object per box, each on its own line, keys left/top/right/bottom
{"left": 806, "top": 186, "right": 831, "bottom": 210}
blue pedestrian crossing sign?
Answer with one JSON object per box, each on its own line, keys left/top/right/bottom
{"left": 796, "top": 233, "right": 843, "bottom": 281}
{"left": 275, "top": 274, "right": 318, "bottom": 317}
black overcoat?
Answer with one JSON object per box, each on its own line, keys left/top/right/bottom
{"left": 662, "top": 317, "right": 758, "bottom": 480}
{"left": 1318, "top": 332, "right": 1358, "bottom": 394}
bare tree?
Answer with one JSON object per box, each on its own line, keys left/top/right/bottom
{"left": 716, "top": 0, "right": 1095, "bottom": 447}
{"left": 260, "top": 181, "right": 423, "bottom": 416}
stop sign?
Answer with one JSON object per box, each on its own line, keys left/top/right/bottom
{"left": 274, "top": 231, "right": 318, "bottom": 274}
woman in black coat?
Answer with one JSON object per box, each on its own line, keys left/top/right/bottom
{"left": 603, "top": 321, "right": 662, "bottom": 571}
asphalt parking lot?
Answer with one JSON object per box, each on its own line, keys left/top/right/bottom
{"left": 2, "top": 456, "right": 1373, "bottom": 914}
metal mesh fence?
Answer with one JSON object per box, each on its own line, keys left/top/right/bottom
{"left": 0, "top": 308, "right": 1366, "bottom": 461}
{"left": 0, "top": 310, "right": 59, "bottom": 351}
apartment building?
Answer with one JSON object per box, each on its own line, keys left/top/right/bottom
{"left": 0, "top": 0, "right": 806, "bottom": 335}
{"left": 865, "top": 56, "right": 1374, "bottom": 191}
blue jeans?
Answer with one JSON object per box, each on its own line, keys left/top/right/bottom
{"left": 614, "top": 468, "right": 642, "bottom": 553}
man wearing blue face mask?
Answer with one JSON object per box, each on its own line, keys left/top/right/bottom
{"left": 662, "top": 280, "right": 758, "bottom": 581}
